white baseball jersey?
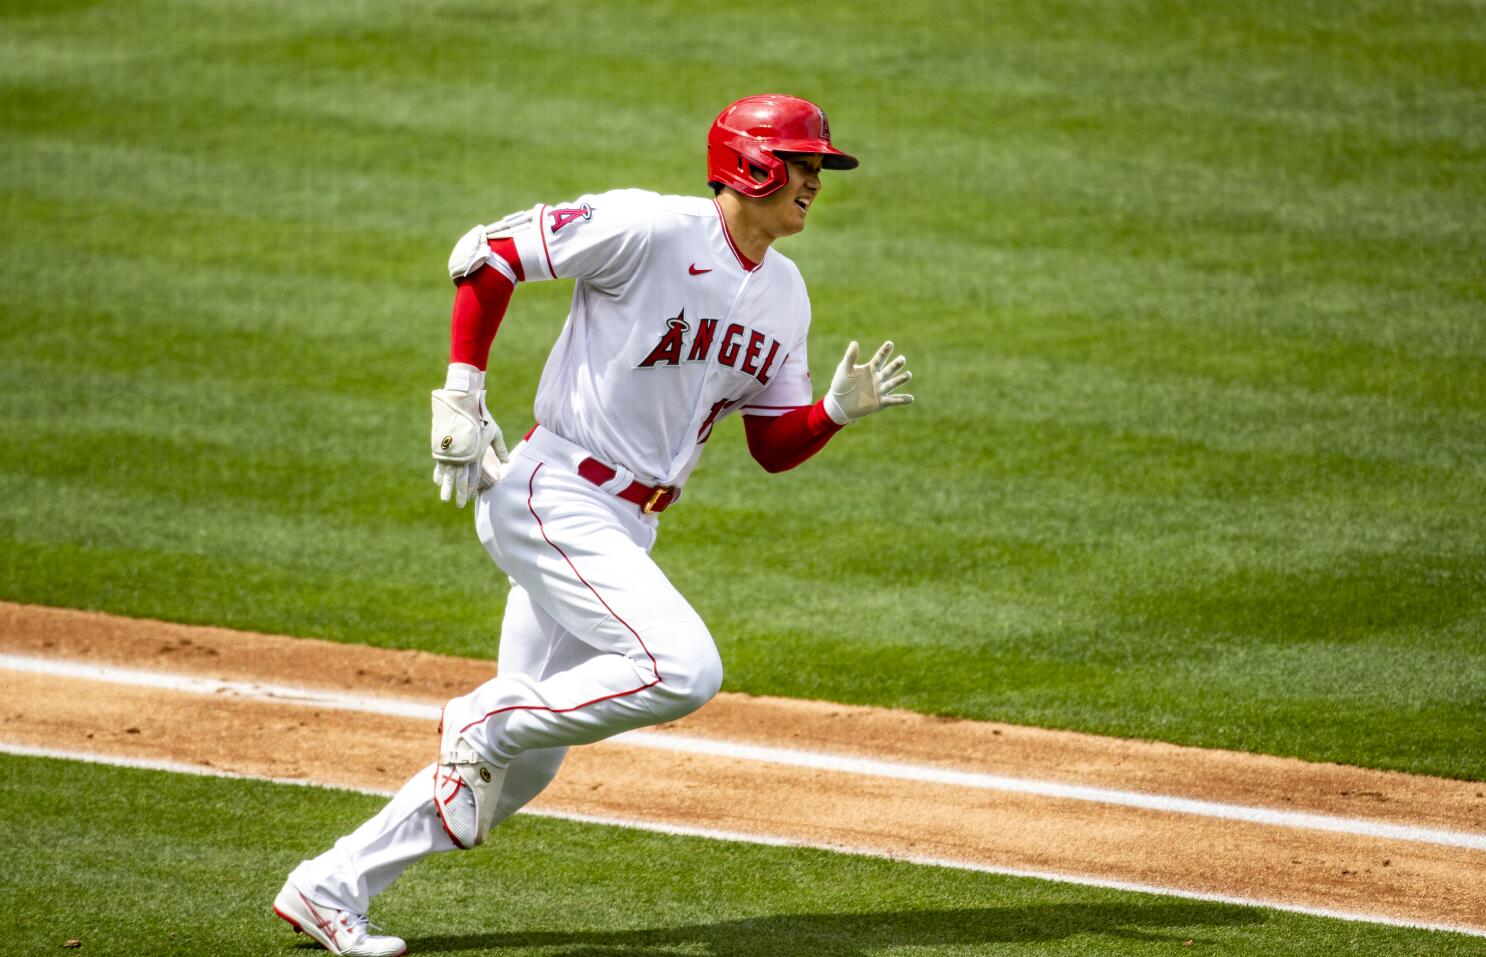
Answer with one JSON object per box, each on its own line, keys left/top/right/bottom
{"left": 288, "top": 195, "right": 820, "bottom": 917}
{"left": 495, "top": 189, "right": 814, "bottom": 487}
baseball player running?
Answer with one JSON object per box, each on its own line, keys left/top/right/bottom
{"left": 273, "top": 94, "right": 913, "bottom": 956}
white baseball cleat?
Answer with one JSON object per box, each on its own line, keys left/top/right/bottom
{"left": 272, "top": 880, "right": 406, "bottom": 956}
{"left": 433, "top": 705, "right": 507, "bottom": 849}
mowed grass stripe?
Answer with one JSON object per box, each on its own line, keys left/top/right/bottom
{"left": 2, "top": 0, "right": 1484, "bottom": 784}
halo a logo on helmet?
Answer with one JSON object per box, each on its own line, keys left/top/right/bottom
{"left": 548, "top": 203, "right": 593, "bottom": 234}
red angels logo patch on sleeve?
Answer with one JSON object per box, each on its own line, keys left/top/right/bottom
{"left": 547, "top": 203, "right": 593, "bottom": 234}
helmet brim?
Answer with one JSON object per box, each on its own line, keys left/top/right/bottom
{"left": 822, "top": 149, "right": 859, "bottom": 171}
{"left": 774, "top": 141, "right": 859, "bottom": 171}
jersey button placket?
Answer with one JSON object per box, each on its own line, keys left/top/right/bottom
{"left": 671, "top": 269, "right": 754, "bottom": 477}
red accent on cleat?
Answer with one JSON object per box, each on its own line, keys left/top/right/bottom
{"left": 433, "top": 762, "right": 472, "bottom": 849}
{"left": 273, "top": 906, "right": 303, "bottom": 933}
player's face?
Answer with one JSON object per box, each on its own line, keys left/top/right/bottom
{"left": 755, "top": 153, "right": 824, "bottom": 239}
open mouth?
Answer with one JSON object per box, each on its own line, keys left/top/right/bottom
{"left": 794, "top": 198, "right": 810, "bottom": 212}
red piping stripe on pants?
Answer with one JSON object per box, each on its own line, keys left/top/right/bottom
{"left": 456, "top": 462, "right": 663, "bottom": 736}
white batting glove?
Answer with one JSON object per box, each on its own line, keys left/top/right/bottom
{"left": 476, "top": 444, "right": 506, "bottom": 494}
{"left": 431, "top": 364, "right": 509, "bottom": 508}
{"left": 822, "top": 340, "right": 915, "bottom": 425}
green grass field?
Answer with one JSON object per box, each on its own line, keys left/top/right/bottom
{"left": 2, "top": 0, "right": 1483, "bottom": 791}
{"left": 4, "top": 754, "right": 1480, "bottom": 957}
{"left": 4, "top": 4, "right": 1486, "bottom": 949}
{"left": 5, "top": 0, "right": 1480, "bottom": 778}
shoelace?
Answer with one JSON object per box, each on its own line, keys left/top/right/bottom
{"left": 339, "top": 912, "right": 385, "bottom": 940}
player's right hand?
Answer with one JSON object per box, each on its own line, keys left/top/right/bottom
{"left": 431, "top": 387, "right": 509, "bottom": 508}
{"left": 822, "top": 340, "right": 914, "bottom": 425}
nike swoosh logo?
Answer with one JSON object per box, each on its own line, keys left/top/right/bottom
{"left": 688, "top": 264, "right": 712, "bottom": 275}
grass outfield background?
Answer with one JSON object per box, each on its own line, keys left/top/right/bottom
{"left": 4, "top": 754, "right": 1481, "bottom": 956}
{"left": 2, "top": 0, "right": 1484, "bottom": 783}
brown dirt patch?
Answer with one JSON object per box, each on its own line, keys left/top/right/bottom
{"left": 3, "top": 601, "right": 1483, "bottom": 932}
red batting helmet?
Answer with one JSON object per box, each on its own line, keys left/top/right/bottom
{"left": 706, "top": 94, "right": 859, "bottom": 198}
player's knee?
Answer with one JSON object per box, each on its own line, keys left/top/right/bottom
{"left": 656, "top": 667, "right": 720, "bottom": 721}
{"left": 646, "top": 625, "right": 722, "bottom": 720}
{"left": 682, "top": 645, "right": 724, "bottom": 708}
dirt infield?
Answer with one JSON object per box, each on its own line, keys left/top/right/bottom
{"left": 2, "top": 601, "right": 1483, "bottom": 932}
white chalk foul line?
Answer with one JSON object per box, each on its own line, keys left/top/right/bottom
{"left": 1, "top": 743, "right": 1482, "bottom": 941}
{"left": 612, "top": 731, "right": 1486, "bottom": 851}
{"left": 5, "top": 653, "right": 1485, "bottom": 852}
{"left": 0, "top": 654, "right": 441, "bottom": 721}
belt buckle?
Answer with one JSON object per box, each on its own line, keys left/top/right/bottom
{"left": 642, "top": 485, "right": 674, "bottom": 514}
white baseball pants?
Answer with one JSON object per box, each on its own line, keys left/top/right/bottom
{"left": 289, "top": 427, "right": 721, "bottom": 913}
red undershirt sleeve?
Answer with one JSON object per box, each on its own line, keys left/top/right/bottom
{"left": 448, "top": 238, "right": 522, "bottom": 370}
{"left": 743, "top": 401, "right": 845, "bottom": 473}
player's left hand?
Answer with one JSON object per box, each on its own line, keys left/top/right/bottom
{"left": 431, "top": 387, "right": 509, "bottom": 508}
{"left": 822, "top": 340, "right": 914, "bottom": 425}
{"left": 476, "top": 444, "right": 507, "bottom": 494}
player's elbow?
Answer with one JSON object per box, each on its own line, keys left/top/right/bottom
{"left": 746, "top": 441, "right": 796, "bottom": 474}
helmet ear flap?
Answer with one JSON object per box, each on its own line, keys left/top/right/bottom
{"left": 707, "top": 123, "right": 790, "bottom": 197}
{"left": 725, "top": 139, "right": 786, "bottom": 197}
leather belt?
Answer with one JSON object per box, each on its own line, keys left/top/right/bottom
{"left": 576, "top": 458, "right": 679, "bottom": 514}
